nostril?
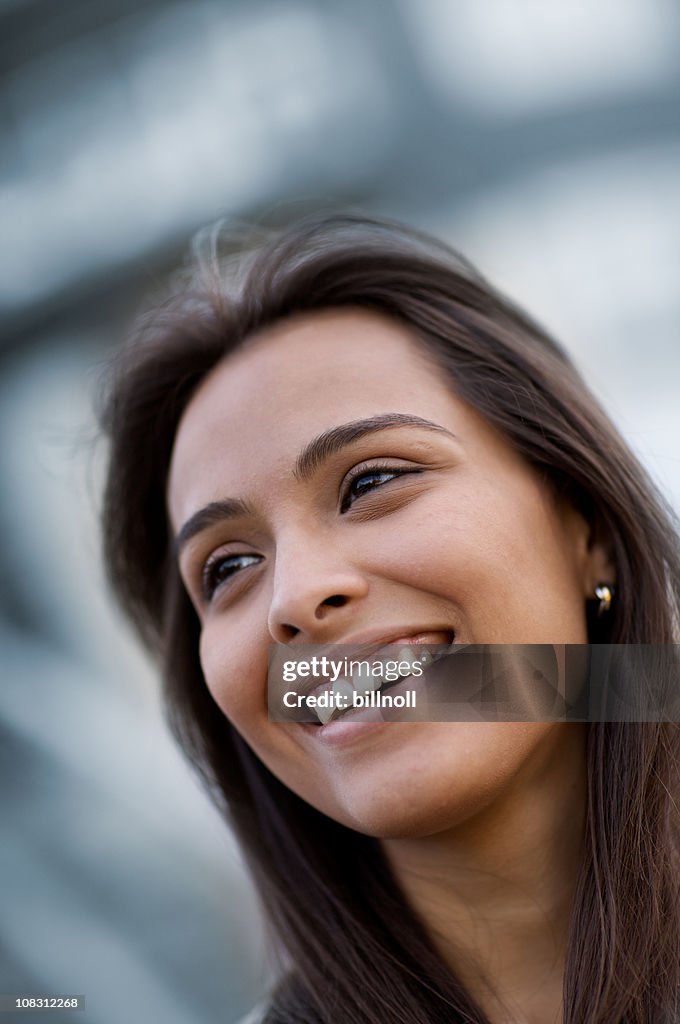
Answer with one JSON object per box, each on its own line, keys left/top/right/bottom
{"left": 311, "top": 598, "right": 346, "bottom": 618}
{"left": 274, "top": 594, "right": 350, "bottom": 638}
{"left": 315, "top": 594, "right": 347, "bottom": 618}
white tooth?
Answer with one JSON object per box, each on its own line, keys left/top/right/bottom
{"left": 351, "top": 667, "right": 365, "bottom": 691}
{"left": 316, "top": 702, "right": 335, "bottom": 725}
{"left": 352, "top": 664, "right": 379, "bottom": 693}
{"left": 419, "top": 650, "right": 433, "bottom": 666}
{"left": 397, "top": 647, "right": 417, "bottom": 676}
{"left": 332, "top": 678, "right": 354, "bottom": 705}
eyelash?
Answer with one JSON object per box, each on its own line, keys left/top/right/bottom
{"left": 200, "top": 465, "right": 420, "bottom": 602}
{"left": 340, "top": 464, "right": 420, "bottom": 512}
{"left": 201, "top": 552, "right": 261, "bottom": 602}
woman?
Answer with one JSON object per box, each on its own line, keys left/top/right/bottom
{"left": 100, "top": 214, "right": 680, "bottom": 1023}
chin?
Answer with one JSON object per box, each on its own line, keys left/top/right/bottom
{"left": 323, "top": 786, "right": 499, "bottom": 840}
{"left": 318, "top": 754, "right": 506, "bottom": 839}
{"left": 303, "top": 721, "right": 562, "bottom": 839}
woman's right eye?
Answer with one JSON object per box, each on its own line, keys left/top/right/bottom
{"left": 201, "top": 553, "right": 262, "bottom": 602}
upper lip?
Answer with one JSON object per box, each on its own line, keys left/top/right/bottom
{"left": 325, "top": 627, "right": 454, "bottom": 656}
{"left": 285, "top": 627, "right": 456, "bottom": 672}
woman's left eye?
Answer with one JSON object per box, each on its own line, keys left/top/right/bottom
{"left": 341, "top": 466, "right": 418, "bottom": 512}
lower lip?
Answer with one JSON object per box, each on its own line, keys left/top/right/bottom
{"left": 299, "top": 716, "right": 392, "bottom": 747}
{"left": 299, "top": 676, "right": 423, "bottom": 748}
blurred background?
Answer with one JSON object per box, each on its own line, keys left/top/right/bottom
{"left": 1, "top": 1, "right": 679, "bottom": 1022}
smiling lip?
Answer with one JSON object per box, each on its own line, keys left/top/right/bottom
{"left": 330, "top": 627, "right": 454, "bottom": 656}
{"left": 298, "top": 628, "right": 455, "bottom": 679}
{"left": 300, "top": 628, "right": 454, "bottom": 701}
{"left": 289, "top": 627, "right": 455, "bottom": 699}
{"left": 298, "top": 628, "right": 453, "bottom": 745}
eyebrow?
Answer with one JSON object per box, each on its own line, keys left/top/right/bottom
{"left": 175, "top": 413, "right": 454, "bottom": 554}
{"left": 174, "top": 497, "right": 254, "bottom": 554}
{"left": 293, "top": 413, "right": 454, "bottom": 480}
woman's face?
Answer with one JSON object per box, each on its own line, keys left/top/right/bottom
{"left": 168, "top": 308, "right": 610, "bottom": 837}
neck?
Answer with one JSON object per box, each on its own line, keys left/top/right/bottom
{"left": 382, "top": 724, "right": 588, "bottom": 1024}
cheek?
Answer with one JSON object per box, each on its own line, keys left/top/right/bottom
{"left": 199, "top": 620, "right": 268, "bottom": 729}
{"left": 198, "top": 619, "right": 324, "bottom": 806}
{"left": 371, "top": 479, "right": 586, "bottom": 642}
{"left": 354, "top": 482, "right": 525, "bottom": 611}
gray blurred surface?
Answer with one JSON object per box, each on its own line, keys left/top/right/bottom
{"left": 1, "top": 2, "right": 679, "bottom": 1022}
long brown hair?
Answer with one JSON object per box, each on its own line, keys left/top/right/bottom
{"left": 100, "top": 214, "right": 680, "bottom": 1023}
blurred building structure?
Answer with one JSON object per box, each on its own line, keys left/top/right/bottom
{"left": 1, "top": 1, "right": 679, "bottom": 1022}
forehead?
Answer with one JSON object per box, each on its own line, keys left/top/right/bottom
{"left": 167, "top": 307, "right": 492, "bottom": 527}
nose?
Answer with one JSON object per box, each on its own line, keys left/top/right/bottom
{"left": 267, "top": 535, "right": 369, "bottom": 643}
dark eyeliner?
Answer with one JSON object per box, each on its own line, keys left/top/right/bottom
{"left": 340, "top": 464, "right": 423, "bottom": 513}
{"left": 201, "top": 552, "right": 261, "bottom": 602}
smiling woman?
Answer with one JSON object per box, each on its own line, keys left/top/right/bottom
{"left": 100, "top": 215, "right": 680, "bottom": 1024}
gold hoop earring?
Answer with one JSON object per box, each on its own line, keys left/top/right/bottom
{"left": 594, "top": 583, "right": 614, "bottom": 617}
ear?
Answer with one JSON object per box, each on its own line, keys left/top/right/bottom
{"left": 584, "top": 534, "right": 617, "bottom": 595}
{"left": 558, "top": 501, "right": 617, "bottom": 597}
